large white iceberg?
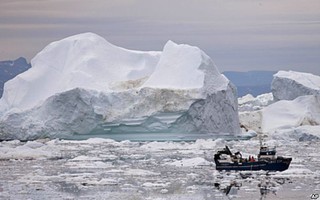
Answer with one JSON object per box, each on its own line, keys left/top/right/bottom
{"left": 272, "top": 70, "right": 320, "bottom": 101}
{"left": 0, "top": 33, "right": 240, "bottom": 140}
{"left": 239, "top": 94, "right": 320, "bottom": 134}
{"left": 262, "top": 95, "right": 320, "bottom": 133}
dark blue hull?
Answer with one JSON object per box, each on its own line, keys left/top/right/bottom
{"left": 216, "top": 159, "right": 291, "bottom": 172}
{"left": 214, "top": 146, "right": 292, "bottom": 172}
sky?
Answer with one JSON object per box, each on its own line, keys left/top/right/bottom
{"left": 0, "top": 0, "right": 320, "bottom": 74}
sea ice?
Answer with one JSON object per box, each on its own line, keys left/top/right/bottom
{"left": 0, "top": 137, "right": 319, "bottom": 200}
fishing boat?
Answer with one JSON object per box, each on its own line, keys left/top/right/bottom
{"left": 214, "top": 145, "right": 292, "bottom": 171}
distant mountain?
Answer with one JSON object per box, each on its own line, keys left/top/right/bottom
{"left": 223, "top": 71, "right": 276, "bottom": 97}
{"left": 0, "top": 57, "right": 31, "bottom": 98}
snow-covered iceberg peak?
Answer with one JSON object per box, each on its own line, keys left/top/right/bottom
{"left": 0, "top": 32, "right": 161, "bottom": 112}
{"left": 272, "top": 70, "right": 320, "bottom": 101}
{"left": 0, "top": 33, "right": 240, "bottom": 140}
{"left": 143, "top": 40, "right": 226, "bottom": 92}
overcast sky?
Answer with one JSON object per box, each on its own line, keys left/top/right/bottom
{"left": 1, "top": 0, "right": 319, "bottom": 74}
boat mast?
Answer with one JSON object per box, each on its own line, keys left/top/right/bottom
{"left": 258, "top": 130, "right": 264, "bottom": 149}
{"left": 259, "top": 133, "right": 263, "bottom": 149}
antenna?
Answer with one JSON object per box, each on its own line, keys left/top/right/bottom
{"left": 258, "top": 131, "right": 263, "bottom": 149}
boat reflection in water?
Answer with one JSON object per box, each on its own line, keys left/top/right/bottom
{"left": 214, "top": 173, "right": 288, "bottom": 200}
{"left": 214, "top": 181, "right": 242, "bottom": 196}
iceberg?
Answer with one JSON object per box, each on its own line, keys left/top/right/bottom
{"left": 262, "top": 95, "right": 320, "bottom": 133}
{"left": 238, "top": 93, "right": 274, "bottom": 112}
{"left": 270, "top": 125, "right": 320, "bottom": 141}
{"left": 239, "top": 95, "right": 320, "bottom": 134}
{"left": 272, "top": 70, "right": 320, "bottom": 101}
{"left": 0, "top": 33, "right": 240, "bottom": 140}
{"left": 239, "top": 71, "right": 320, "bottom": 135}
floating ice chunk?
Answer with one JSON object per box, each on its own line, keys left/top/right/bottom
{"left": 124, "top": 169, "right": 160, "bottom": 176}
{"left": 166, "top": 157, "right": 211, "bottom": 167}
{"left": 71, "top": 156, "right": 102, "bottom": 161}
{"left": 270, "top": 125, "right": 320, "bottom": 141}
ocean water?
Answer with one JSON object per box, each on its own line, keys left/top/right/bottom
{"left": 0, "top": 136, "right": 319, "bottom": 200}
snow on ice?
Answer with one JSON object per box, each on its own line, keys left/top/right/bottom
{"left": 238, "top": 93, "right": 274, "bottom": 112}
{"left": 272, "top": 70, "right": 320, "bottom": 101}
{"left": 262, "top": 95, "right": 320, "bottom": 133}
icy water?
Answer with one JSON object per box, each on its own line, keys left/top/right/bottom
{"left": 0, "top": 138, "right": 319, "bottom": 200}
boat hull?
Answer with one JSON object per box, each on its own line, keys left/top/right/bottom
{"left": 216, "top": 159, "right": 291, "bottom": 171}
